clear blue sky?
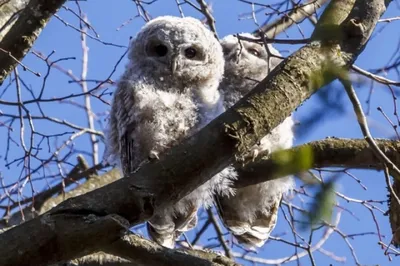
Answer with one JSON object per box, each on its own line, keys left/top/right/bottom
{"left": 1, "top": 0, "right": 399, "bottom": 265}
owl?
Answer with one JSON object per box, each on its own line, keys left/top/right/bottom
{"left": 215, "top": 33, "right": 295, "bottom": 248}
{"left": 105, "top": 16, "right": 234, "bottom": 248}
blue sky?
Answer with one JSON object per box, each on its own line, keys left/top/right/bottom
{"left": 1, "top": 0, "right": 400, "bottom": 265}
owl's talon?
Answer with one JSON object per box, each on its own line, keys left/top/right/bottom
{"left": 251, "top": 149, "right": 259, "bottom": 162}
{"left": 149, "top": 151, "right": 160, "bottom": 161}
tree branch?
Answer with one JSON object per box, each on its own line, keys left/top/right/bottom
{"left": 235, "top": 138, "right": 400, "bottom": 188}
{"left": 0, "top": 0, "right": 391, "bottom": 265}
{"left": 255, "top": 0, "right": 329, "bottom": 37}
{"left": 8, "top": 137, "right": 400, "bottom": 265}
{"left": 102, "top": 233, "right": 238, "bottom": 266}
{"left": 0, "top": 0, "right": 29, "bottom": 41}
{"left": 196, "top": 0, "right": 218, "bottom": 39}
{"left": 0, "top": 0, "right": 67, "bottom": 84}
{"left": 56, "top": 232, "right": 239, "bottom": 266}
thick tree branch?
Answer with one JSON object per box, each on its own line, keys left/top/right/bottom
{"left": 8, "top": 137, "right": 400, "bottom": 265}
{"left": 68, "top": 253, "right": 132, "bottom": 266}
{"left": 235, "top": 138, "right": 400, "bottom": 187}
{"left": 0, "top": 0, "right": 67, "bottom": 84}
{"left": 6, "top": 138, "right": 399, "bottom": 227}
{"left": 3, "top": 213, "right": 130, "bottom": 266}
{"left": 102, "top": 233, "right": 238, "bottom": 266}
{"left": 0, "top": 0, "right": 28, "bottom": 41}
{"left": 0, "top": 1, "right": 391, "bottom": 265}
{"left": 57, "top": 233, "right": 238, "bottom": 266}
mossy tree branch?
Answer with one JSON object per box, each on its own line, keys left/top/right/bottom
{"left": 0, "top": 0, "right": 67, "bottom": 84}
{"left": 0, "top": 0, "right": 392, "bottom": 265}
{"left": 235, "top": 138, "right": 400, "bottom": 187}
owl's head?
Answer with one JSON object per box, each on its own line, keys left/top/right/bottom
{"left": 129, "top": 16, "right": 224, "bottom": 89}
{"left": 220, "top": 33, "right": 282, "bottom": 92}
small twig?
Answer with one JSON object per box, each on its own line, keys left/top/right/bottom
{"left": 174, "top": 0, "right": 185, "bottom": 17}
{"left": 383, "top": 167, "right": 398, "bottom": 257}
{"left": 54, "top": 14, "right": 126, "bottom": 48}
{"left": 191, "top": 219, "right": 211, "bottom": 245}
{"left": 0, "top": 48, "right": 41, "bottom": 78}
{"left": 379, "top": 16, "right": 400, "bottom": 23}
{"left": 352, "top": 65, "right": 400, "bottom": 86}
{"left": 195, "top": 0, "right": 218, "bottom": 39}
{"left": 206, "top": 208, "right": 233, "bottom": 259}
{"left": 78, "top": 13, "right": 99, "bottom": 166}
{"left": 255, "top": 0, "right": 329, "bottom": 37}
{"left": 377, "top": 107, "right": 400, "bottom": 140}
{"left": 307, "top": 229, "right": 317, "bottom": 266}
{"left": 379, "top": 241, "right": 400, "bottom": 255}
{"left": 236, "top": 34, "right": 309, "bottom": 44}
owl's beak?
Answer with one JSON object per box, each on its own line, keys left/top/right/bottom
{"left": 228, "top": 49, "right": 240, "bottom": 62}
{"left": 171, "top": 55, "right": 179, "bottom": 74}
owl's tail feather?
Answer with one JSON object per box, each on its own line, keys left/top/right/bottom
{"left": 221, "top": 197, "right": 281, "bottom": 249}
{"left": 229, "top": 219, "right": 276, "bottom": 248}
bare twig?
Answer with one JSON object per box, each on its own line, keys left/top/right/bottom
{"left": 206, "top": 209, "right": 233, "bottom": 259}
{"left": 341, "top": 79, "right": 400, "bottom": 179}
{"left": 255, "top": 0, "right": 329, "bottom": 37}
{"left": 195, "top": 0, "right": 218, "bottom": 39}
{"left": 78, "top": 13, "right": 99, "bottom": 165}
{"left": 352, "top": 65, "right": 400, "bottom": 86}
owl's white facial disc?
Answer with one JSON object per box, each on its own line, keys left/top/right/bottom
{"left": 129, "top": 16, "right": 224, "bottom": 88}
{"left": 221, "top": 33, "right": 281, "bottom": 80}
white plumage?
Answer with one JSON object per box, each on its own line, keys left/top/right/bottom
{"left": 105, "top": 16, "right": 233, "bottom": 248}
{"left": 215, "top": 33, "right": 295, "bottom": 248}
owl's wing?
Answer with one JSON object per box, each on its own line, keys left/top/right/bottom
{"left": 215, "top": 185, "right": 282, "bottom": 248}
{"left": 120, "top": 122, "right": 139, "bottom": 175}
{"left": 107, "top": 80, "right": 142, "bottom": 176}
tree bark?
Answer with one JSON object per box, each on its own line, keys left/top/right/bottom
{"left": 0, "top": 0, "right": 67, "bottom": 84}
{"left": 236, "top": 138, "right": 400, "bottom": 187}
{"left": 4, "top": 138, "right": 399, "bottom": 265}
{"left": 0, "top": 0, "right": 392, "bottom": 265}
{"left": 102, "top": 234, "right": 239, "bottom": 266}
{"left": 0, "top": 0, "right": 28, "bottom": 41}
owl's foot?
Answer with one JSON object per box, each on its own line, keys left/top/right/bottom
{"left": 251, "top": 149, "right": 259, "bottom": 162}
{"left": 149, "top": 150, "right": 160, "bottom": 161}
{"left": 251, "top": 147, "right": 271, "bottom": 162}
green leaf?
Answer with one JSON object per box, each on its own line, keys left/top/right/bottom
{"left": 271, "top": 145, "right": 314, "bottom": 177}
{"left": 302, "top": 181, "right": 336, "bottom": 230}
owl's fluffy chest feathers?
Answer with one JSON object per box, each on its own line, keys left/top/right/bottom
{"left": 130, "top": 85, "right": 199, "bottom": 162}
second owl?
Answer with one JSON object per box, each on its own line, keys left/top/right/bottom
{"left": 216, "top": 33, "right": 295, "bottom": 248}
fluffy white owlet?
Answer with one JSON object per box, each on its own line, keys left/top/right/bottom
{"left": 106, "top": 16, "right": 233, "bottom": 248}
{"left": 215, "top": 33, "right": 295, "bottom": 248}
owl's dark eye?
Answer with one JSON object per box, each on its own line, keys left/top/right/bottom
{"left": 248, "top": 48, "right": 260, "bottom": 57}
{"left": 184, "top": 47, "right": 197, "bottom": 59}
{"left": 154, "top": 44, "right": 168, "bottom": 57}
